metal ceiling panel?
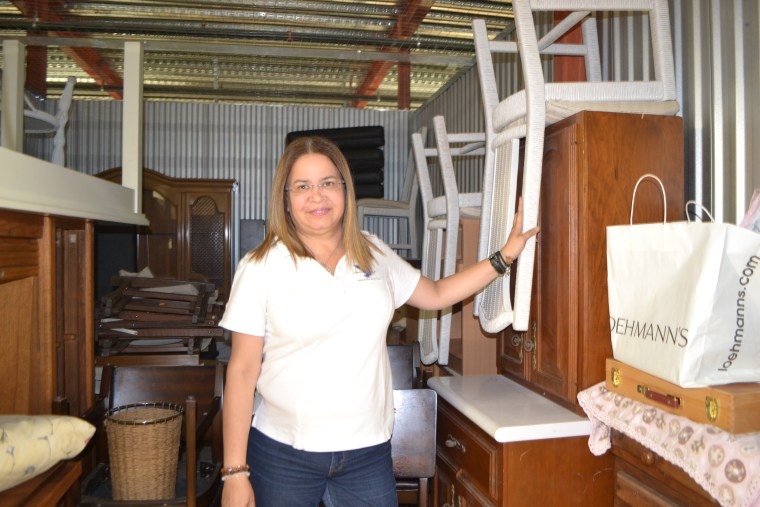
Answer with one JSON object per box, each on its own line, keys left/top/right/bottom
{"left": 0, "top": 0, "right": 514, "bottom": 109}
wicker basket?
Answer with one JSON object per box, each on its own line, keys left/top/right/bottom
{"left": 105, "top": 402, "right": 184, "bottom": 501}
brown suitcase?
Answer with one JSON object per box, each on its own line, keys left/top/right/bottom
{"left": 605, "top": 357, "right": 760, "bottom": 434}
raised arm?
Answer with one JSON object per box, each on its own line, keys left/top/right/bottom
{"left": 406, "top": 197, "right": 539, "bottom": 311}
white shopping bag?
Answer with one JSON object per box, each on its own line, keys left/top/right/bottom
{"left": 607, "top": 174, "right": 760, "bottom": 387}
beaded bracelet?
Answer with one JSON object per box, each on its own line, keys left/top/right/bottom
{"left": 221, "top": 471, "right": 251, "bottom": 482}
{"left": 221, "top": 464, "right": 250, "bottom": 477}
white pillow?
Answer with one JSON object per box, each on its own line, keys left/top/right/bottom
{"left": 0, "top": 415, "right": 96, "bottom": 492}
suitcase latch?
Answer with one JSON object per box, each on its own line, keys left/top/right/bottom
{"left": 637, "top": 384, "right": 681, "bottom": 409}
{"left": 705, "top": 396, "right": 719, "bottom": 422}
{"left": 611, "top": 367, "right": 621, "bottom": 388}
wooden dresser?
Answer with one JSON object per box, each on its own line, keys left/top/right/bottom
{"left": 430, "top": 376, "right": 614, "bottom": 506}
{"left": 611, "top": 430, "right": 719, "bottom": 506}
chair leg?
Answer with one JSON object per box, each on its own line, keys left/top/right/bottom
{"left": 419, "top": 478, "right": 428, "bottom": 507}
{"left": 186, "top": 396, "right": 197, "bottom": 507}
{"left": 408, "top": 216, "right": 418, "bottom": 260}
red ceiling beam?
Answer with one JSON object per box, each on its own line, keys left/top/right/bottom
{"left": 351, "top": 0, "right": 434, "bottom": 108}
{"left": 11, "top": 0, "right": 124, "bottom": 99}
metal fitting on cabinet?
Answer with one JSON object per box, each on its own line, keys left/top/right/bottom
{"left": 444, "top": 434, "right": 466, "bottom": 453}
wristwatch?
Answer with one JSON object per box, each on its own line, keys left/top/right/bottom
{"left": 488, "top": 251, "right": 513, "bottom": 276}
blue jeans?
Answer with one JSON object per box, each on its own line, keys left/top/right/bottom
{"left": 246, "top": 427, "right": 398, "bottom": 507}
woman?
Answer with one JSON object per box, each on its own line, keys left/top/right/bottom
{"left": 219, "top": 136, "right": 538, "bottom": 507}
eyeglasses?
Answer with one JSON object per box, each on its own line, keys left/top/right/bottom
{"left": 286, "top": 178, "right": 345, "bottom": 195}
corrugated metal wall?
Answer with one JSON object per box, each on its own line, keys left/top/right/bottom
{"left": 414, "top": 1, "right": 760, "bottom": 224}
{"left": 63, "top": 101, "right": 409, "bottom": 222}
{"left": 676, "top": 0, "right": 759, "bottom": 223}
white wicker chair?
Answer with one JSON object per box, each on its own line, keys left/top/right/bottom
{"left": 413, "top": 116, "right": 485, "bottom": 365}
{"left": 23, "top": 76, "right": 76, "bottom": 166}
{"left": 357, "top": 127, "right": 426, "bottom": 259}
{"left": 473, "top": 0, "right": 679, "bottom": 333}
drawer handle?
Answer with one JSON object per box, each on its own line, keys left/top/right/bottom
{"left": 445, "top": 434, "right": 466, "bottom": 453}
{"left": 639, "top": 449, "right": 655, "bottom": 466}
{"left": 637, "top": 384, "right": 681, "bottom": 409}
{"left": 510, "top": 334, "right": 522, "bottom": 347}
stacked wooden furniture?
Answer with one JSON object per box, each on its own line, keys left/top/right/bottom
{"left": 97, "top": 168, "right": 236, "bottom": 300}
{"left": 433, "top": 111, "right": 685, "bottom": 506}
{"left": 0, "top": 208, "right": 95, "bottom": 503}
{"left": 96, "top": 276, "right": 224, "bottom": 359}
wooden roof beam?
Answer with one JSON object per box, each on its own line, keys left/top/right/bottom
{"left": 351, "top": 0, "right": 434, "bottom": 108}
{"left": 11, "top": 0, "right": 123, "bottom": 99}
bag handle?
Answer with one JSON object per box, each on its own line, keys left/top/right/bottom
{"left": 630, "top": 173, "right": 666, "bottom": 225}
{"left": 685, "top": 200, "right": 715, "bottom": 223}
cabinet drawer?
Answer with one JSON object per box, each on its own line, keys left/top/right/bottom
{"left": 612, "top": 431, "right": 718, "bottom": 505}
{"left": 615, "top": 467, "right": 680, "bottom": 506}
{"left": 437, "top": 400, "right": 500, "bottom": 502}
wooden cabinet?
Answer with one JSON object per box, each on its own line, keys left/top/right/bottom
{"left": 0, "top": 209, "right": 94, "bottom": 417}
{"left": 435, "top": 398, "right": 613, "bottom": 506}
{"left": 98, "top": 168, "right": 236, "bottom": 299}
{"left": 0, "top": 209, "right": 95, "bottom": 502}
{"left": 611, "top": 430, "right": 719, "bottom": 506}
{"left": 497, "top": 111, "right": 684, "bottom": 413}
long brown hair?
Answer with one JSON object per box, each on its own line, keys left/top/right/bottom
{"left": 248, "top": 136, "right": 381, "bottom": 272}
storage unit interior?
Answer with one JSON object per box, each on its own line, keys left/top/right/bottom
{"left": 1, "top": 3, "right": 751, "bottom": 505}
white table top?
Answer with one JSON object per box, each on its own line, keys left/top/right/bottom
{"left": 428, "top": 375, "right": 592, "bottom": 443}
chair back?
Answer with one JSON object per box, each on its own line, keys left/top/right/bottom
{"left": 101, "top": 364, "right": 224, "bottom": 462}
{"left": 432, "top": 116, "right": 485, "bottom": 239}
{"left": 388, "top": 343, "right": 422, "bottom": 389}
{"left": 391, "top": 389, "right": 436, "bottom": 506}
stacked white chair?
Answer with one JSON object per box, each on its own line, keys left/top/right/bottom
{"left": 357, "top": 128, "right": 426, "bottom": 259}
{"left": 413, "top": 116, "right": 485, "bottom": 365}
{"left": 472, "top": 0, "right": 679, "bottom": 333}
{"left": 23, "top": 76, "right": 77, "bottom": 166}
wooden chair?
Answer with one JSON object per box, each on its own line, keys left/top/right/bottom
{"left": 95, "top": 353, "right": 201, "bottom": 367}
{"left": 81, "top": 364, "right": 224, "bottom": 507}
{"left": 388, "top": 343, "right": 422, "bottom": 389}
{"left": 391, "top": 389, "right": 437, "bottom": 507}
